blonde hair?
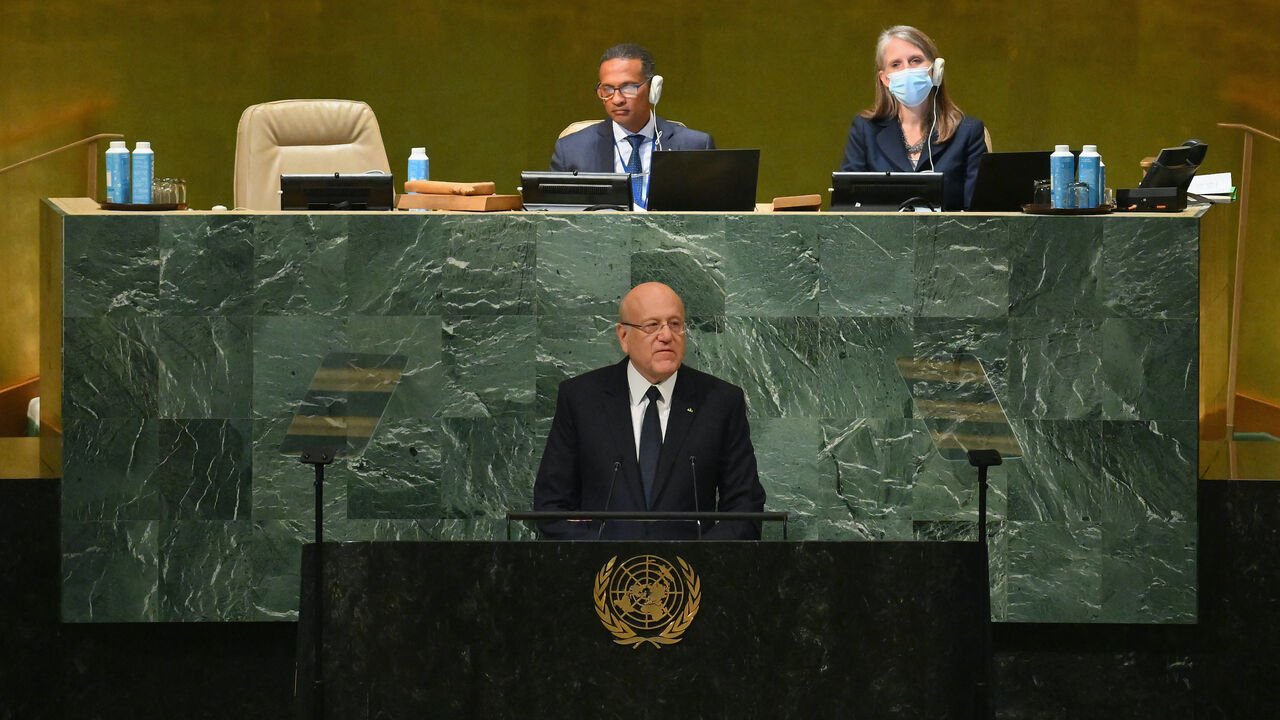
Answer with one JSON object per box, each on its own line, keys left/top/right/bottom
{"left": 859, "top": 25, "right": 964, "bottom": 143}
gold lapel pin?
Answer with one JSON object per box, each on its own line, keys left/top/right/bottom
{"left": 686, "top": 407, "right": 694, "bottom": 413}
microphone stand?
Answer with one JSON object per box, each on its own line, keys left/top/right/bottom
{"left": 967, "top": 448, "right": 1000, "bottom": 720}
{"left": 300, "top": 447, "right": 334, "bottom": 720}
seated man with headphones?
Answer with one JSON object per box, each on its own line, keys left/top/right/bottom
{"left": 550, "top": 43, "right": 715, "bottom": 209}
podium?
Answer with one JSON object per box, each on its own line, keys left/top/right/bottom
{"left": 296, "top": 541, "right": 990, "bottom": 719}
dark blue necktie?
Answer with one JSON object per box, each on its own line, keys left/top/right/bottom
{"left": 639, "top": 385, "right": 662, "bottom": 507}
{"left": 626, "top": 134, "right": 645, "bottom": 207}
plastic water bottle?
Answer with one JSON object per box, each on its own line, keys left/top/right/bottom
{"left": 408, "top": 147, "right": 429, "bottom": 184}
{"left": 1078, "top": 145, "right": 1101, "bottom": 208}
{"left": 106, "top": 141, "right": 130, "bottom": 204}
{"left": 132, "top": 141, "right": 153, "bottom": 204}
{"left": 1050, "top": 145, "right": 1074, "bottom": 209}
{"left": 1098, "top": 159, "right": 1107, "bottom": 206}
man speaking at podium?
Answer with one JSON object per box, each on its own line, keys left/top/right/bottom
{"left": 550, "top": 43, "right": 715, "bottom": 208}
{"left": 534, "top": 282, "right": 766, "bottom": 540}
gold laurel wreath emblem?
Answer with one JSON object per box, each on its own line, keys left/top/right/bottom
{"left": 593, "top": 555, "right": 701, "bottom": 648}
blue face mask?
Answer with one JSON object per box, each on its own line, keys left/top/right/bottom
{"left": 887, "top": 66, "right": 934, "bottom": 108}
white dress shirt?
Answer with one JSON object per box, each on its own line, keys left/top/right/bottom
{"left": 611, "top": 113, "right": 656, "bottom": 209}
{"left": 626, "top": 360, "right": 677, "bottom": 461}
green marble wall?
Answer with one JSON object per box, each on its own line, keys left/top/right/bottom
{"left": 50, "top": 205, "right": 1200, "bottom": 624}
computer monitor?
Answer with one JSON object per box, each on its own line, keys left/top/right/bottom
{"left": 646, "top": 149, "right": 760, "bottom": 211}
{"left": 279, "top": 173, "right": 395, "bottom": 211}
{"left": 520, "top": 172, "right": 632, "bottom": 211}
{"left": 830, "top": 171, "right": 944, "bottom": 211}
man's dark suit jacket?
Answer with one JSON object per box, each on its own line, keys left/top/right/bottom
{"left": 533, "top": 359, "right": 766, "bottom": 540}
{"left": 839, "top": 114, "right": 987, "bottom": 211}
{"left": 550, "top": 116, "right": 716, "bottom": 173}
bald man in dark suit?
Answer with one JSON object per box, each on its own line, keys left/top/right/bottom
{"left": 533, "top": 283, "right": 765, "bottom": 540}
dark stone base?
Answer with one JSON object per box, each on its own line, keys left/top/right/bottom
{"left": 5, "top": 478, "right": 1280, "bottom": 719}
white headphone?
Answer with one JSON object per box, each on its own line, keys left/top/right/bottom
{"left": 649, "top": 74, "right": 664, "bottom": 104}
{"left": 930, "top": 58, "right": 945, "bottom": 87}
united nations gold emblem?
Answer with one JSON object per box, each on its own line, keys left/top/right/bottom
{"left": 593, "top": 554, "right": 701, "bottom": 648}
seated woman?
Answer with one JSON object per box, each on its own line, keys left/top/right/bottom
{"left": 839, "top": 25, "right": 986, "bottom": 211}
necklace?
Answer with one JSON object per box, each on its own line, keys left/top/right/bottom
{"left": 901, "top": 125, "right": 927, "bottom": 156}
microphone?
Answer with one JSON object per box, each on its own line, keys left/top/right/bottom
{"left": 597, "top": 458, "right": 623, "bottom": 540}
{"left": 689, "top": 455, "right": 702, "bottom": 540}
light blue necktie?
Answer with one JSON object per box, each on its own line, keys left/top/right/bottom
{"left": 626, "top": 134, "right": 645, "bottom": 207}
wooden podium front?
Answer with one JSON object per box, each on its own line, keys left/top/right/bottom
{"left": 297, "top": 541, "right": 990, "bottom": 719}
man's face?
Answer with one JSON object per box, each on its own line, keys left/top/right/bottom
{"left": 598, "top": 57, "right": 652, "bottom": 134}
{"left": 617, "top": 283, "right": 686, "bottom": 384}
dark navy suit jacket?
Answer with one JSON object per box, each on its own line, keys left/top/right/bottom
{"left": 550, "top": 117, "right": 716, "bottom": 173}
{"left": 533, "top": 359, "right": 765, "bottom": 540}
{"left": 839, "top": 114, "right": 987, "bottom": 210}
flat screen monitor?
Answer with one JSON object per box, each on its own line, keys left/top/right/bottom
{"left": 280, "top": 173, "right": 395, "bottom": 211}
{"left": 520, "top": 172, "right": 632, "bottom": 211}
{"left": 830, "top": 171, "right": 944, "bottom": 211}
{"left": 1138, "top": 142, "right": 1208, "bottom": 193}
{"left": 646, "top": 149, "right": 760, "bottom": 211}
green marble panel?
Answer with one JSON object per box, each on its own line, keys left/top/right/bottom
{"left": 437, "top": 213, "right": 537, "bottom": 314}
{"left": 158, "top": 215, "right": 255, "bottom": 316}
{"left": 1008, "top": 216, "right": 1105, "bottom": 318}
{"left": 157, "top": 519, "right": 305, "bottom": 622}
{"left": 1005, "top": 520, "right": 1103, "bottom": 623}
{"left": 1005, "top": 419, "right": 1106, "bottom": 522}
{"left": 813, "top": 316, "right": 914, "bottom": 419}
{"left": 252, "top": 214, "right": 350, "bottom": 315}
{"left": 910, "top": 317, "right": 1012, "bottom": 405}
{"left": 346, "top": 417, "right": 445, "bottom": 519}
{"left": 63, "top": 316, "right": 159, "bottom": 421}
{"left": 1099, "top": 518, "right": 1196, "bottom": 623}
{"left": 344, "top": 315, "right": 444, "bottom": 422}
{"left": 818, "top": 215, "right": 915, "bottom": 317}
{"left": 437, "top": 415, "right": 545, "bottom": 523}
{"left": 686, "top": 316, "right": 824, "bottom": 418}
{"left": 251, "top": 417, "right": 348, "bottom": 522}
{"left": 914, "top": 215, "right": 1010, "bottom": 318}
{"left": 535, "top": 215, "right": 632, "bottom": 315}
{"left": 63, "top": 214, "right": 159, "bottom": 318}
{"left": 155, "top": 419, "right": 252, "bottom": 522}
{"left": 61, "top": 418, "right": 159, "bottom": 522}
{"left": 535, "top": 314, "right": 621, "bottom": 420}
{"left": 722, "top": 215, "right": 819, "bottom": 316}
{"left": 251, "top": 315, "right": 346, "bottom": 420}
{"left": 52, "top": 210, "right": 1202, "bottom": 624}
{"left": 61, "top": 521, "right": 159, "bottom": 622}
{"left": 440, "top": 315, "right": 537, "bottom": 417}
{"left": 156, "top": 315, "right": 253, "bottom": 419}
{"left": 750, "top": 417, "right": 843, "bottom": 540}
{"left": 347, "top": 213, "right": 447, "bottom": 315}
{"left": 1097, "top": 319, "right": 1198, "bottom": 420}
{"left": 1098, "top": 420, "right": 1198, "bottom": 524}
{"left": 629, "top": 214, "right": 727, "bottom": 316}
{"left": 1100, "top": 216, "right": 1199, "bottom": 319}
{"left": 1007, "top": 318, "right": 1107, "bottom": 419}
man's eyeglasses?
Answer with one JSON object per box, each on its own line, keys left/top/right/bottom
{"left": 619, "top": 319, "right": 685, "bottom": 336}
{"left": 596, "top": 78, "right": 651, "bottom": 100}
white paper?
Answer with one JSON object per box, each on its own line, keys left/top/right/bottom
{"left": 1189, "top": 172, "right": 1233, "bottom": 195}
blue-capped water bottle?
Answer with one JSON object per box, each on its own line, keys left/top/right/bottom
{"left": 1078, "top": 145, "right": 1101, "bottom": 209}
{"left": 131, "top": 141, "right": 153, "bottom": 204}
{"left": 408, "top": 147, "right": 429, "bottom": 184}
{"left": 106, "top": 141, "right": 130, "bottom": 204}
{"left": 1098, "top": 158, "right": 1107, "bottom": 206}
{"left": 1050, "top": 144, "right": 1074, "bottom": 209}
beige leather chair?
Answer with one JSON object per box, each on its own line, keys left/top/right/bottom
{"left": 557, "top": 118, "right": 690, "bottom": 139}
{"left": 234, "top": 99, "right": 391, "bottom": 210}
